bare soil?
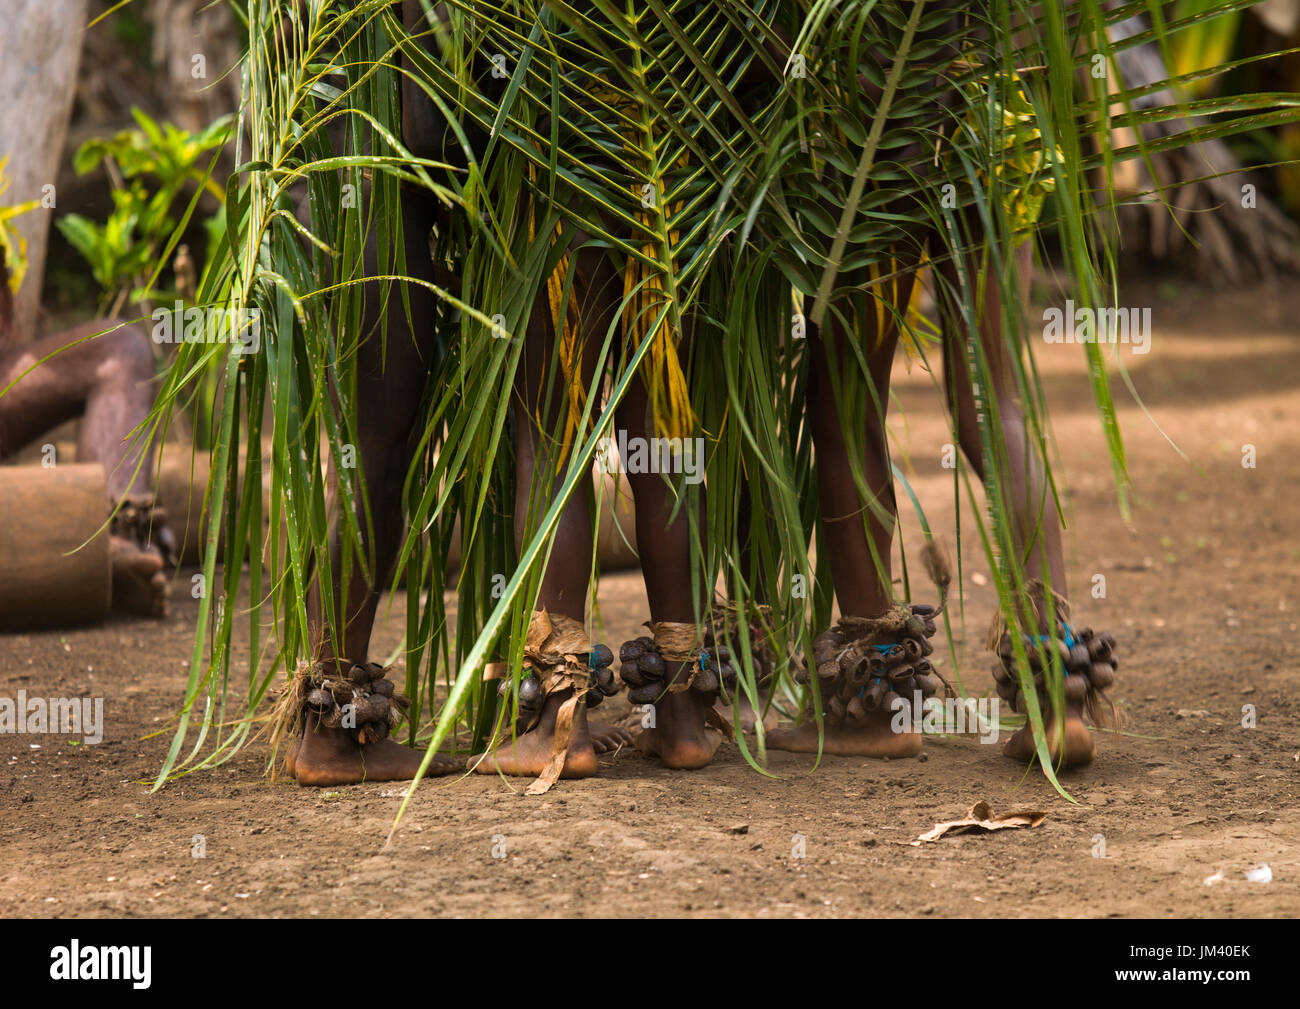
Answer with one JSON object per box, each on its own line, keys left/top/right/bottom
{"left": 2, "top": 281, "right": 1297, "bottom": 918}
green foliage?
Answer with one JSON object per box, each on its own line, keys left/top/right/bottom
{"left": 56, "top": 107, "right": 232, "bottom": 311}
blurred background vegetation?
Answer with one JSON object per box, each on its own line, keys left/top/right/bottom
{"left": 37, "top": 0, "right": 1300, "bottom": 327}
{"left": 41, "top": 0, "right": 244, "bottom": 319}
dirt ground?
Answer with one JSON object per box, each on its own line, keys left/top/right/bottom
{"left": 2, "top": 280, "right": 1297, "bottom": 918}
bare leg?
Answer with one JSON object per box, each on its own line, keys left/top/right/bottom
{"left": 0, "top": 320, "right": 169, "bottom": 616}
{"left": 940, "top": 241, "right": 1066, "bottom": 598}
{"left": 939, "top": 240, "right": 1092, "bottom": 766}
{"left": 616, "top": 361, "right": 722, "bottom": 769}
{"left": 286, "top": 188, "right": 463, "bottom": 785}
{"left": 769, "top": 275, "right": 924, "bottom": 757}
{"left": 471, "top": 244, "right": 633, "bottom": 779}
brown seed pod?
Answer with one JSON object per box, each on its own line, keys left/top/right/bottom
{"left": 305, "top": 687, "right": 332, "bottom": 711}
{"left": 350, "top": 697, "right": 377, "bottom": 725}
{"left": 991, "top": 660, "right": 1012, "bottom": 685}
{"left": 1088, "top": 662, "right": 1115, "bottom": 690}
{"left": 846, "top": 694, "right": 866, "bottom": 723}
{"left": 718, "top": 663, "right": 737, "bottom": 686}
{"left": 619, "top": 640, "right": 644, "bottom": 663}
{"left": 639, "top": 652, "right": 665, "bottom": 679}
{"left": 1086, "top": 636, "right": 1111, "bottom": 662}
{"left": 837, "top": 649, "right": 858, "bottom": 677}
{"left": 1067, "top": 643, "right": 1092, "bottom": 673}
{"left": 635, "top": 636, "right": 656, "bottom": 652}
{"left": 861, "top": 678, "right": 889, "bottom": 711}
{"left": 372, "top": 679, "right": 395, "bottom": 698}
{"left": 518, "top": 675, "right": 543, "bottom": 707}
{"left": 923, "top": 618, "right": 937, "bottom": 637}
{"left": 903, "top": 637, "right": 923, "bottom": 660}
{"left": 880, "top": 690, "right": 901, "bottom": 716}
{"left": 628, "top": 683, "right": 660, "bottom": 705}
{"left": 620, "top": 658, "right": 645, "bottom": 687}
{"left": 995, "top": 678, "right": 1018, "bottom": 704}
{"left": 911, "top": 603, "right": 936, "bottom": 617}
{"left": 845, "top": 657, "right": 872, "bottom": 689}
{"left": 1063, "top": 673, "right": 1089, "bottom": 702}
{"left": 828, "top": 695, "right": 846, "bottom": 721}
{"left": 590, "top": 643, "right": 614, "bottom": 668}
{"left": 594, "top": 665, "right": 616, "bottom": 693}
{"left": 1034, "top": 639, "right": 1066, "bottom": 670}
{"left": 813, "top": 630, "right": 841, "bottom": 651}
{"left": 1097, "top": 631, "right": 1115, "bottom": 651}
{"left": 330, "top": 684, "right": 353, "bottom": 707}
{"left": 918, "top": 635, "right": 934, "bottom": 657}
{"left": 1076, "top": 626, "right": 1094, "bottom": 642}
{"left": 815, "top": 659, "right": 838, "bottom": 683}
{"left": 915, "top": 673, "right": 941, "bottom": 698}
{"left": 349, "top": 664, "right": 373, "bottom": 686}
{"left": 693, "top": 667, "right": 719, "bottom": 696}
{"left": 888, "top": 662, "right": 915, "bottom": 684}
{"left": 366, "top": 693, "right": 391, "bottom": 724}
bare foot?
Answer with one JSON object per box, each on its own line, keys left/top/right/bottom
{"left": 283, "top": 711, "right": 463, "bottom": 786}
{"left": 470, "top": 688, "right": 598, "bottom": 778}
{"left": 109, "top": 534, "right": 169, "bottom": 618}
{"left": 768, "top": 704, "right": 923, "bottom": 758}
{"left": 1002, "top": 701, "right": 1095, "bottom": 768}
{"left": 589, "top": 720, "right": 634, "bottom": 753}
{"left": 635, "top": 666, "right": 722, "bottom": 769}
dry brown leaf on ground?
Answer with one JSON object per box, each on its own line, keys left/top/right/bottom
{"left": 907, "top": 801, "right": 1047, "bottom": 845}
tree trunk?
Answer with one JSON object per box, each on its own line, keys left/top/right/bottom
{"left": 0, "top": 0, "right": 88, "bottom": 347}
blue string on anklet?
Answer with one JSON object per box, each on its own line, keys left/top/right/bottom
{"left": 853, "top": 645, "right": 901, "bottom": 698}
{"left": 858, "top": 676, "right": 892, "bottom": 699}
{"left": 1029, "top": 622, "right": 1076, "bottom": 650}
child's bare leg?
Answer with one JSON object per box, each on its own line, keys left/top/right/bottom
{"left": 769, "top": 281, "right": 926, "bottom": 757}
{"left": 471, "top": 245, "right": 633, "bottom": 780}
{"left": 939, "top": 241, "right": 1097, "bottom": 766}
{"left": 0, "top": 320, "right": 169, "bottom": 616}
{"left": 941, "top": 242, "right": 1066, "bottom": 596}
{"left": 614, "top": 368, "right": 722, "bottom": 769}
{"left": 287, "top": 190, "right": 463, "bottom": 785}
